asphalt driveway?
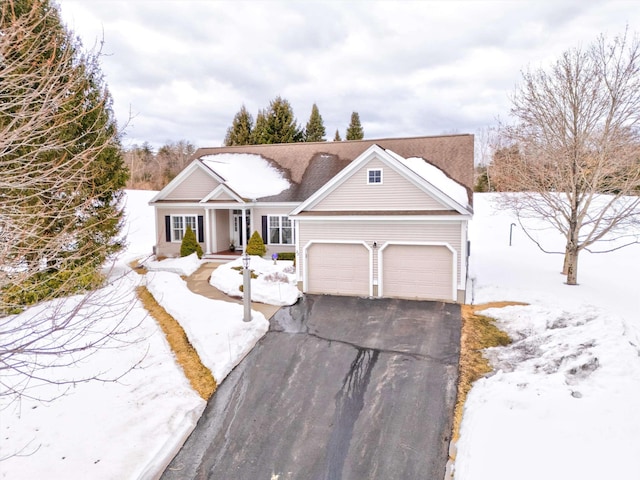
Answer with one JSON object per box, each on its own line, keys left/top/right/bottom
{"left": 161, "top": 295, "right": 461, "bottom": 480}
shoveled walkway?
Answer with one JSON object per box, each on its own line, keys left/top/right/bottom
{"left": 185, "top": 262, "right": 281, "bottom": 320}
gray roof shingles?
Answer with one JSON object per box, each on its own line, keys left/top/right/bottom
{"left": 192, "top": 134, "right": 474, "bottom": 204}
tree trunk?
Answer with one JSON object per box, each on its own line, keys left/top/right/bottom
{"left": 565, "top": 245, "right": 579, "bottom": 285}
{"left": 562, "top": 247, "right": 570, "bottom": 275}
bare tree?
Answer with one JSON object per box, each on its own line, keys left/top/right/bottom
{"left": 1, "top": 0, "right": 139, "bottom": 401}
{"left": 124, "top": 140, "right": 195, "bottom": 190}
{"left": 493, "top": 30, "right": 640, "bottom": 285}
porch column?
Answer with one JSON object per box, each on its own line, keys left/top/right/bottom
{"left": 241, "top": 208, "right": 248, "bottom": 251}
{"left": 204, "top": 208, "right": 212, "bottom": 255}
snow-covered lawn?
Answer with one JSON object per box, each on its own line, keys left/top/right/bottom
{"left": 209, "top": 255, "right": 301, "bottom": 306}
{"left": 453, "top": 193, "right": 640, "bottom": 480}
{"left": 2, "top": 190, "right": 638, "bottom": 479}
{"left": 0, "top": 190, "right": 272, "bottom": 479}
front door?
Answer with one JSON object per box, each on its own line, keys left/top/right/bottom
{"left": 232, "top": 210, "right": 251, "bottom": 248}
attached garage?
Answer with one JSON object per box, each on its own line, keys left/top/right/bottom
{"left": 380, "top": 244, "right": 455, "bottom": 301}
{"left": 306, "top": 242, "right": 371, "bottom": 297}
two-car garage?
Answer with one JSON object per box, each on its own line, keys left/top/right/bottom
{"left": 305, "top": 241, "right": 457, "bottom": 302}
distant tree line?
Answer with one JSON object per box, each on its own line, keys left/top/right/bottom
{"left": 224, "top": 96, "right": 364, "bottom": 146}
{"left": 124, "top": 140, "right": 195, "bottom": 190}
{"left": 124, "top": 99, "right": 367, "bottom": 190}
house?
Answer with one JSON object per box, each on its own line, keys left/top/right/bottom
{"left": 149, "top": 135, "right": 474, "bottom": 302}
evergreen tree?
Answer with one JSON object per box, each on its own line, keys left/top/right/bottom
{"left": 0, "top": 0, "right": 128, "bottom": 309}
{"left": 224, "top": 105, "right": 254, "bottom": 146}
{"left": 251, "top": 108, "right": 269, "bottom": 145}
{"left": 180, "top": 226, "right": 203, "bottom": 258}
{"left": 345, "top": 111, "right": 364, "bottom": 140}
{"left": 333, "top": 129, "right": 342, "bottom": 141}
{"left": 249, "top": 96, "right": 302, "bottom": 144}
{"left": 246, "top": 231, "right": 267, "bottom": 256}
{"left": 0, "top": 0, "right": 136, "bottom": 399}
{"left": 304, "top": 103, "right": 326, "bottom": 142}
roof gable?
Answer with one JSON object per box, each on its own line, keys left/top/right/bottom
{"left": 291, "top": 145, "right": 472, "bottom": 216}
{"left": 201, "top": 184, "right": 245, "bottom": 203}
{"left": 150, "top": 160, "right": 225, "bottom": 203}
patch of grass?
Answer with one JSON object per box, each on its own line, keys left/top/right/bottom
{"left": 136, "top": 286, "right": 216, "bottom": 400}
{"left": 451, "top": 302, "right": 527, "bottom": 448}
{"left": 128, "top": 259, "right": 146, "bottom": 275}
{"left": 231, "top": 266, "right": 258, "bottom": 279}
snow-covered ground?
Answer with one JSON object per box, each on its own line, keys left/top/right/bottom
{"left": 2, "top": 190, "right": 639, "bottom": 479}
{"left": 210, "top": 255, "right": 301, "bottom": 306}
{"left": 1, "top": 190, "right": 270, "bottom": 479}
{"left": 454, "top": 193, "right": 640, "bottom": 480}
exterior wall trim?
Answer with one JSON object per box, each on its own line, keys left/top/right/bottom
{"left": 302, "top": 240, "right": 373, "bottom": 297}
{"left": 294, "top": 215, "right": 471, "bottom": 222}
{"left": 377, "top": 241, "right": 457, "bottom": 301}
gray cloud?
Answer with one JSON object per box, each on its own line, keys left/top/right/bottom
{"left": 58, "top": 0, "right": 640, "bottom": 149}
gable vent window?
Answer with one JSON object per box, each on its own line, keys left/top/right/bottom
{"left": 367, "top": 168, "right": 383, "bottom": 184}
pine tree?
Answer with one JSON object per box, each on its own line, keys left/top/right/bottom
{"left": 0, "top": 0, "right": 136, "bottom": 399}
{"left": 249, "top": 96, "right": 302, "bottom": 144}
{"left": 346, "top": 111, "right": 364, "bottom": 140}
{"left": 333, "top": 129, "right": 342, "bottom": 141}
{"left": 224, "top": 105, "right": 254, "bottom": 146}
{"left": 304, "top": 103, "right": 326, "bottom": 142}
{"left": 246, "top": 231, "right": 267, "bottom": 256}
{"left": 251, "top": 109, "right": 269, "bottom": 145}
{"left": 180, "top": 226, "right": 203, "bottom": 258}
{"left": 0, "top": 0, "right": 128, "bottom": 309}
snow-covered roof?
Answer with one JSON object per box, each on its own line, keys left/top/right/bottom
{"left": 200, "top": 153, "right": 290, "bottom": 199}
{"left": 386, "top": 150, "right": 470, "bottom": 208}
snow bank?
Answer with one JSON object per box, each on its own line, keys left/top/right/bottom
{"left": 144, "top": 252, "right": 202, "bottom": 276}
{"left": 145, "top": 271, "right": 269, "bottom": 382}
{"left": 454, "top": 303, "right": 640, "bottom": 480}
{"left": 454, "top": 193, "right": 640, "bottom": 480}
{"left": 115, "top": 189, "right": 158, "bottom": 263}
{"left": 0, "top": 272, "right": 205, "bottom": 480}
{"left": 209, "top": 255, "right": 301, "bottom": 306}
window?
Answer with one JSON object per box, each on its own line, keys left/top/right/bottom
{"left": 367, "top": 168, "right": 382, "bottom": 184}
{"left": 268, "top": 216, "right": 293, "bottom": 245}
{"left": 171, "top": 215, "right": 197, "bottom": 242}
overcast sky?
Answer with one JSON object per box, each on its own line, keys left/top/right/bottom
{"left": 57, "top": 1, "right": 640, "bottom": 150}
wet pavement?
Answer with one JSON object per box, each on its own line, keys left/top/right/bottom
{"left": 161, "top": 295, "right": 461, "bottom": 480}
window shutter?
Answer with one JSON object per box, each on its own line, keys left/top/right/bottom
{"left": 165, "top": 216, "right": 171, "bottom": 242}
{"left": 197, "top": 216, "right": 204, "bottom": 243}
{"left": 262, "top": 216, "right": 268, "bottom": 244}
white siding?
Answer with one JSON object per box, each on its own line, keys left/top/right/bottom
{"left": 253, "top": 205, "right": 298, "bottom": 257}
{"left": 311, "top": 158, "right": 447, "bottom": 211}
{"left": 155, "top": 207, "right": 206, "bottom": 257}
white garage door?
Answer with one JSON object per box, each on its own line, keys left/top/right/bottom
{"left": 307, "top": 243, "right": 370, "bottom": 296}
{"left": 382, "top": 244, "right": 454, "bottom": 301}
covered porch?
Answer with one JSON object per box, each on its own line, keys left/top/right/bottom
{"left": 201, "top": 205, "right": 254, "bottom": 259}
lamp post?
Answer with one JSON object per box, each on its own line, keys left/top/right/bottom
{"left": 509, "top": 222, "right": 516, "bottom": 246}
{"left": 242, "top": 253, "right": 252, "bottom": 322}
